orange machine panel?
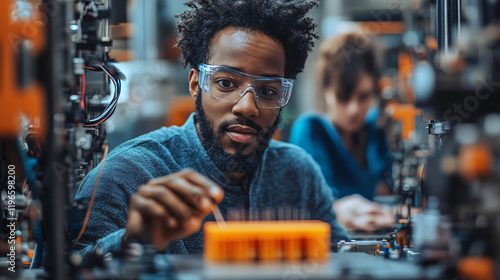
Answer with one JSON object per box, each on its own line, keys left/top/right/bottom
{"left": 0, "top": 0, "right": 46, "bottom": 137}
{"left": 387, "top": 102, "right": 421, "bottom": 140}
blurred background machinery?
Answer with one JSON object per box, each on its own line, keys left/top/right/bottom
{"left": 1, "top": 0, "right": 500, "bottom": 279}
{"left": 0, "top": 0, "right": 125, "bottom": 279}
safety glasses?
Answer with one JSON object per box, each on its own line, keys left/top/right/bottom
{"left": 198, "top": 64, "right": 294, "bottom": 109}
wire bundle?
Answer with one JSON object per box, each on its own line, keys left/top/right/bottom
{"left": 82, "top": 64, "right": 123, "bottom": 126}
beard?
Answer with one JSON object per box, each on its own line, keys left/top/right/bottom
{"left": 195, "top": 90, "right": 282, "bottom": 175}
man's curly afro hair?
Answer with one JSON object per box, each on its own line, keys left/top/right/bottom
{"left": 176, "top": 0, "right": 319, "bottom": 79}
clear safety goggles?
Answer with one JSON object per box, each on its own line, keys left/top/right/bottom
{"left": 198, "top": 63, "right": 294, "bottom": 109}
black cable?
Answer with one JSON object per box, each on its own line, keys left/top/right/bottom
{"left": 83, "top": 64, "right": 122, "bottom": 126}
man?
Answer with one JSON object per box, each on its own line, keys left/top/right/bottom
{"left": 33, "top": 0, "right": 348, "bottom": 266}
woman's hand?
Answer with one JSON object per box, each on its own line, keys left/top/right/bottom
{"left": 333, "top": 194, "right": 395, "bottom": 232}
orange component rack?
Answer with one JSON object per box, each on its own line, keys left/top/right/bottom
{"left": 204, "top": 221, "right": 330, "bottom": 262}
{"left": 0, "top": 0, "right": 46, "bottom": 138}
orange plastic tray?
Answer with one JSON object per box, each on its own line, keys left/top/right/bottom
{"left": 204, "top": 221, "right": 330, "bottom": 262}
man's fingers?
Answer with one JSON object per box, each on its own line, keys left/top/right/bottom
{"left": 158, "top": 177, "right": 215, "bottom": 212}
{"left": 130, "top": 195, "right": 168, "bottom": 219}
{"left": 130, "top": 195, "right": 178, "bottom": 227}
{"left": 125, "top": 209, "right": 145, "bottom": 238}
{"left": 149, "top": 169, "right": 224, "bottom": 204}
{"left": 149, "top": 216, "right": 171, "bottom": 249}
{"left": 180, "top": 169, "right": 224, "bottom": 203}
{"left": 138, "top": 185, "right": 196, "bottom": 223}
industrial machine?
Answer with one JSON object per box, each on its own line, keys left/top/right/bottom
{"left": 1, "top": 0, "right": 122, "bottom": 279}
{"left": 338, "top": 1, "right": 500, "bottom": 280}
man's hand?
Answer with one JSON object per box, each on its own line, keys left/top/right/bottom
{"left": 333, "top": 194, "right": 394, "bottom": 232}
{"left": 124, "top": 169, "right": 224, "bottom": 250}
